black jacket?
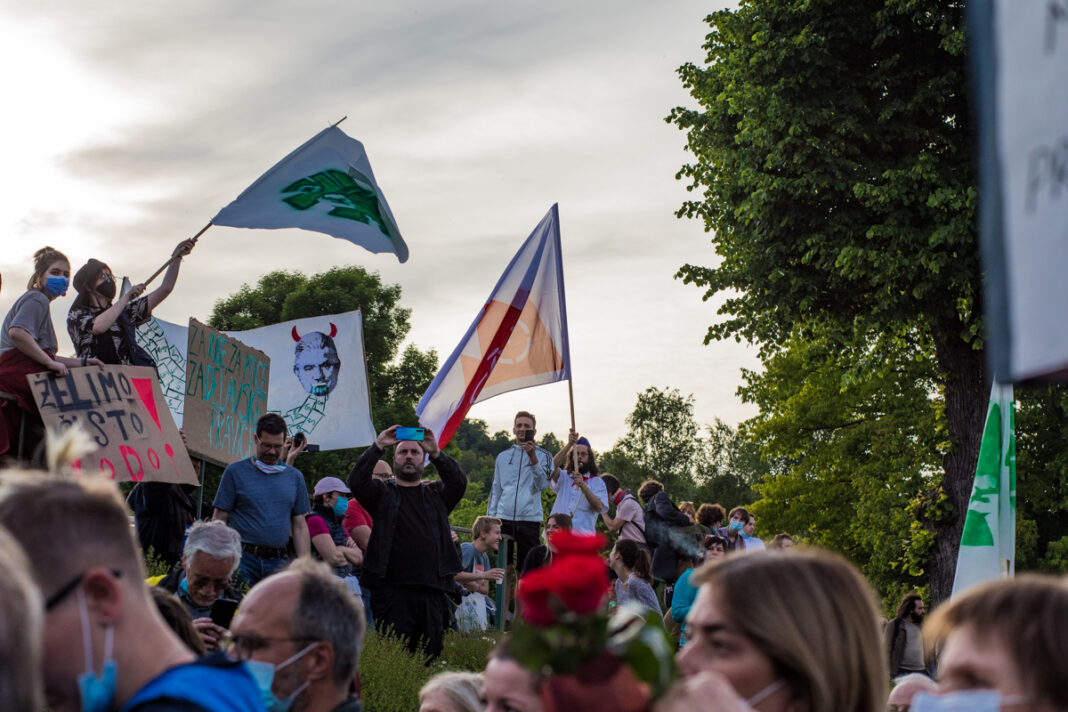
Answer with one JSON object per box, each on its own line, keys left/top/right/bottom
{"left": 644, "top": 491, "right": 692, "bottom": 583}
{"left": 346, "top": 443, "right": 467, "bottom": 590}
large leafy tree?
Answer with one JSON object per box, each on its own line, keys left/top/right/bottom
{"left": 670, "top": 0, "right": 983, "bottom": 602}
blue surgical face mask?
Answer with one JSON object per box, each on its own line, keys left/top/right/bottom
{"left": 77, "top": 587, "right": 117, "bottom": 712}
{"left": 911, "top": 690, "right": 1032, "bottom": 712}
{"left": 332, "top": 496, "right": 349, "bottom": 517}
{"left": 44, "top": 275, "right": 70, "bottom": 298}
{"left": 244, "top": 643, "right": 316, "bottom": 712}
{"left": 729, "top": 520, "right": 744, "bottom": 533}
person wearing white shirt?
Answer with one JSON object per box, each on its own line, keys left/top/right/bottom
{"left": 549, "top": 432, "right": 608, "bottom": 533}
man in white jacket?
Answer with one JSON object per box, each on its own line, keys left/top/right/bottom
{"left": 487, "top": 411, "right": 555, "bottom": 571}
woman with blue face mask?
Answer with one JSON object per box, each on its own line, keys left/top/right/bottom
{"left": 306, "top": 476, "right": 364, "bottom": 588}
{"left": 0, "top": 247, "right": 104, "bottom": 460}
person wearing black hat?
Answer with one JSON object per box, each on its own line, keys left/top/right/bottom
{"left": 66, "top": 239, "right": 194, "bottom": 367}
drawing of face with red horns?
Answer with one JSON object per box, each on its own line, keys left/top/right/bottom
{"left": 292, "top": 324, "right": 341, "bottom": 396}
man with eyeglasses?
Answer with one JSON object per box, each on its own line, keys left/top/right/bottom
{"left": 157, "top": 519, "right": 244, "bottom": 650}
{"left": 226, "top": 557, "right": 365, "bottom": 712}
{"left": 0, "top": 473, "right": 263, "bottom": 711}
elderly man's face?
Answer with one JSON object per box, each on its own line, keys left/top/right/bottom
{"left": 294, "top": 344, "right": 340, "bottom": 396}
{"left": 183, "top": 552, "right": 235, "bottom": 608}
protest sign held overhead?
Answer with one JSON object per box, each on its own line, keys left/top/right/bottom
{"left": 184, "top": 319, "right": 270, "bottom": 465}
{"left": 212, "top": 125, "right": 409, "bottom": 262}
{"left": 136, "top": 310, "right": 376, "bottom": 450}
{"left": 971, "top": 1, "right": 1068, "bottom": 380}
{"left": 417, "top": 204, "right": 571, "bottom": 448}
{"left": 28, "top": 365, "right": 198, "bottom": 485}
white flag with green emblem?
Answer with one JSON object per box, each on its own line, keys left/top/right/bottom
{"left": 212, "top": 126, "right": 408, "bottom": 262}
{"left": 951, "top": 381, "right": 1015, "bottom": 598}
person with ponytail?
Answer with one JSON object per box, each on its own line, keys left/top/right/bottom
{"left": 67, "top": 239, "right": 194, "bottom": 367}
{"left": 0, "top": 247, "right": 102, "bottom": 458}
{"left": 609, "top": 537, "right": 660, "bottom": 615}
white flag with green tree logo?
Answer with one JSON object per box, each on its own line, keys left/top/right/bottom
{"left": 213, "top": 126, "right": 408, "bottom": 262}
{"left": 950, "top": 381, "right": 1015, "bottom": 598}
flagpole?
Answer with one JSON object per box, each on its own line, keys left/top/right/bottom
{"left": 568, "top": 378, "right": 579, "bottom": 473}
{"left": 141, "top": 222, "right": 214, "bottom": 287}
{"left": 332, "top": 116, "right": 348, "bottom": 127}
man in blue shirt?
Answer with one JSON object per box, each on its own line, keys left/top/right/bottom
{"left": 214, "top": 413, "right": 311, "bottom": 587}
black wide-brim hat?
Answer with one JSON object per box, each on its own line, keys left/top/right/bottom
{"left": 72, "top": 258, "right": 109, "bottom": 294}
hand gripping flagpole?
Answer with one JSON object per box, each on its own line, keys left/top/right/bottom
{"left": 142, "top": 116, "right": 351, "bottom": 288}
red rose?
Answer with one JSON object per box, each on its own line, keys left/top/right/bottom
{"left": 517, "top": 566, "right": 559, "bottom": 626}
{"left": 550, "top": 530, "right": 608, "bottom": 558}
{"left": 550, "top": 554, "right": 610, "bottom": 616}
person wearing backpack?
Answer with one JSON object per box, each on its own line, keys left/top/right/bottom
{"left": 600, "top": 474, "right": 646, "bottom": 547}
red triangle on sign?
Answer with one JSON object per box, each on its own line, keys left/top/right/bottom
{"left": 131, "top": 378, "right": 163, "bottom": 432}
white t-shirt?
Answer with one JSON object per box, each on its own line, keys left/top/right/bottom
{"left": 549, "top": 472, "right": 608, "bottom": 533}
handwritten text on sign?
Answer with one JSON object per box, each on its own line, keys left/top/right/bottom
{"left": 29, "top": 365, "right": 198, "bottom": 484}
{"left": 184, "top": 318, "right": 270, "bottom": 464}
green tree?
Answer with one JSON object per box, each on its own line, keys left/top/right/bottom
{"left": 670, "top": 0, "right": 984, "bottom": 603}
{"left": 1014, "top": 385, "right": 1068, "bottom": 573}
{"left": 692, "top": 419, "right": 763, "bottom": 510}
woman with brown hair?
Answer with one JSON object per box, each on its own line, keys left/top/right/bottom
{"left": 0, "top": 247, "right": 102, "bottom": 458}
{"left": 657, "top": 548, "right": 887, "bottom": 712}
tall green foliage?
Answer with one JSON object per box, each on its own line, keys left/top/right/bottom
{"left": 670, "top": 0, "right": 984, "bottom": 603}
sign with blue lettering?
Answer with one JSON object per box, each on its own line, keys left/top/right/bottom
{"left": 184, "top": 318, "right": 270, "bottom": 465}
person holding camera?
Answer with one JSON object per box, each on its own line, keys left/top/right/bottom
{"left": 487, "top": 411, "right": 556, "bottom": 572}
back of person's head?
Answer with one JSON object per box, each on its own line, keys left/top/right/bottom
{"left": 697, "top": 503, "right": 726, "bottom": 527}
{"left": 895, "top": 592, "right": 922, "bottom": 620}
{"left": 28, "top": 245, "right": 69, "bottom": 289}
{"left": 183, "top": 519, "right": 242, "bottom": 573}
{"left": 887, "top": 672, "right": 936, "bottom": 711}
{"left": 287, "top": 558, "right": 366, "bottom": 685}
{"left": 923, "top": 575, "right": 1068, "bottom": 709}
{"left": 0, "top": 472, "right": 145, "bottom": 594}
{"left": 472, "top": 515, "right": 502, "bottom": 539}
{"left": 0, "top": 525, "right": 43, "bottom": 711}
{"left": 692, "top": 548, "right": 886, "bottom": 712}
{"left": 600, "top": 474, "right": 620, "bottom": 495}
{"left": 419, "top": 671, "right": 484, "bottom": 712}
{"left": 614, "top": 538, "right": 652, "bottom": 584}
{"left": 637, "top": 480, "right": 663, "bottom": 504}
{"left": 150, "top": 587, "right": 206, "bottom": 655}
{"left": 256, "top": 412, "right": 288, "bottom": 438}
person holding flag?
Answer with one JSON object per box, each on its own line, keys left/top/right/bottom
{"left": 549, "top": 431, "right": 608, "bottom": 534}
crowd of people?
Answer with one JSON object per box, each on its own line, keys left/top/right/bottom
{"left": 2, "top": 245, "right": 1068, "bottom": 711}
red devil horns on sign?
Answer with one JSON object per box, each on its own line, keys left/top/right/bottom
{"left": 291, "top": 324, "right": 338, "bottom": 342}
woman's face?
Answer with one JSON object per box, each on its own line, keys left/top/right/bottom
{"left": 704, "top": 543, "right": 725, "bottom": 563}
{"left": 483, "top": 657, "right": 543, "bottom": 712}
{"left": 544, "top": 518, "right": 566, "bottom": 551}
{"left": 323, "top": 492, "right": 338, "bottom": 508}
{"left": 677, "top": 584, "right": 791, "bottom": 710}
{"left": 608, "top": 546, "right": 622, "bottom": 571}
{"left": 40, "top": 260, "right": 70, "bottom": 288}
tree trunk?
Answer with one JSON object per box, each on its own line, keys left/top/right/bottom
{"left": 929, "top": 326, "right": 987, "bottom": 607}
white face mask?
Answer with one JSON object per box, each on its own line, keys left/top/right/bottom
{"left": 912, "top": 690, "right": 1033, "bottom": 712}
{"left": 746, "top": 678, "right": 786, "bottom": 708}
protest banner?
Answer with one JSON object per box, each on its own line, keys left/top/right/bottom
{"left": 28, "top": 365, "right": 198, "bottom": 484}
{"left": 184, "top": 318, "right": 270, "bottom": 465}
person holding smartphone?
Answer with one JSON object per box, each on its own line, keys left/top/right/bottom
{"left": 486, "top": 411, "right": 556, "bottom": 572}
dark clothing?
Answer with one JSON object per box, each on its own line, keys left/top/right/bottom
{"left": 330, "top": 698, "right": 363, "bottom": 712}
{"left": 157, "top": 565, "right": 243, "bottom": 621}
{"left": 307, "top": 504, "right": 353, "bottom": 578}
{"left": 347, "top": 443, "right": 466, "bottom": 658}
{"left": 521, "top": 544, "right": 550, "bottom": 577}
{"left": 129, "top": 483, "right": 197, "bottom": 569}
{"left": 68, "top": 295, "right": 155, "bottom": 366}
{"left": 643, "top": 492, "right": 692, "bottom": 584}
{"left": 501, "top": 519, "right": 541, "bottom": 572}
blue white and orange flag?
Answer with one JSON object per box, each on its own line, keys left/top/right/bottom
{"left": 417, "top": 205, "right": 570, "bottom": 448}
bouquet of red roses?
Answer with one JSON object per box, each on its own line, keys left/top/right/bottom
{"left": 511, "top": 531, "right": 677, "bottom": 712}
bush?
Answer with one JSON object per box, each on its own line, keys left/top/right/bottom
{"left": 360, "top": 627, "right": 503, "bottom": 711}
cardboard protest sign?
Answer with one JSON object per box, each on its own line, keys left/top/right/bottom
{"left": 184, "top": 319, "right": 270, "bottom": 465}
{"left": 28, "top": 365, "right": 198, "bottom": 484}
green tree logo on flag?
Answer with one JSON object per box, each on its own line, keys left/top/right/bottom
{"left": 281, "top": 168, "right": 394, "bottom": 238}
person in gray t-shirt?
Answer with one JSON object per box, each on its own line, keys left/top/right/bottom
{"left": 213, "top": 413, "right": 311, "bottom": 587}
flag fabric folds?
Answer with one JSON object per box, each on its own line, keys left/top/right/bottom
{"left": 417, "top": 204, "right": 570, "bottom": 448}
{"left": 951, "top": 381, "right": 1016, "bottom": 598}
{"left": 212, "top": 126, "right": 409, "bottom": 262}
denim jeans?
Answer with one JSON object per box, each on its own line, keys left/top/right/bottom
{"left": 235, "top": 550, "right": 289, "bottom": 589}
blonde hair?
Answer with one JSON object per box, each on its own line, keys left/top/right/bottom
{"left": 27, "top": 246, "right": 69, "bottom": 290}
{"left": 0, "top": 472, "right": 145, "bottom": 594}
{"left": 924, "top": 575, "right": 1068, "bottom": 708}
{"left": 691, "top": 549, "right": 886, "bottom": 712}
{"left": 0, "top": 525, "right": 43, "bottom": 711}
{"left": 419, "top": 671, "right": 483, "bottom": 712}
{"left": 472, "top": 515, "right": 502, "bottom": 540}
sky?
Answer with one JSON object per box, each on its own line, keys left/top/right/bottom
{"left": 0, "top": 0, "right": 759, "bottom": 448}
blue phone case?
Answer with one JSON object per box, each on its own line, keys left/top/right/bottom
{"left": 395, "top": 426, "right": 425, "bottom": 441}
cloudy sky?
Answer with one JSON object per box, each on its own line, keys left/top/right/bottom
{"left": 0, "top": 0, "right": 759, "bottom": 447}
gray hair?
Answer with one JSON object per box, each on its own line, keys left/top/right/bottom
{"left": 0, "top": 526, "right": 43, "bottom": 711}
{"left": 289, "top": 558, "right": 365, "bottom": 685}
{"left": 183, "top": 520, "right": 242, "bottom": 575}
{"left": 420, "top": 672, "right": 483, "bottom": 712}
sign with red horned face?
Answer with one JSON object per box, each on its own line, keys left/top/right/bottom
{"left": 291, "top": 323, "right": 341, "bottom": 397}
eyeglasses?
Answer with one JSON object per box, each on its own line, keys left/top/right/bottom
{"left": 221, "top": 632, "right": 320, "bottom": 662}
{"left": 45, "top": 569, "right": 122, "bottom": 611}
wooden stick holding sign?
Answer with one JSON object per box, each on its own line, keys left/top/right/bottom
{"left": 28, "top": 365, "right": 198, "bottom": 484}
